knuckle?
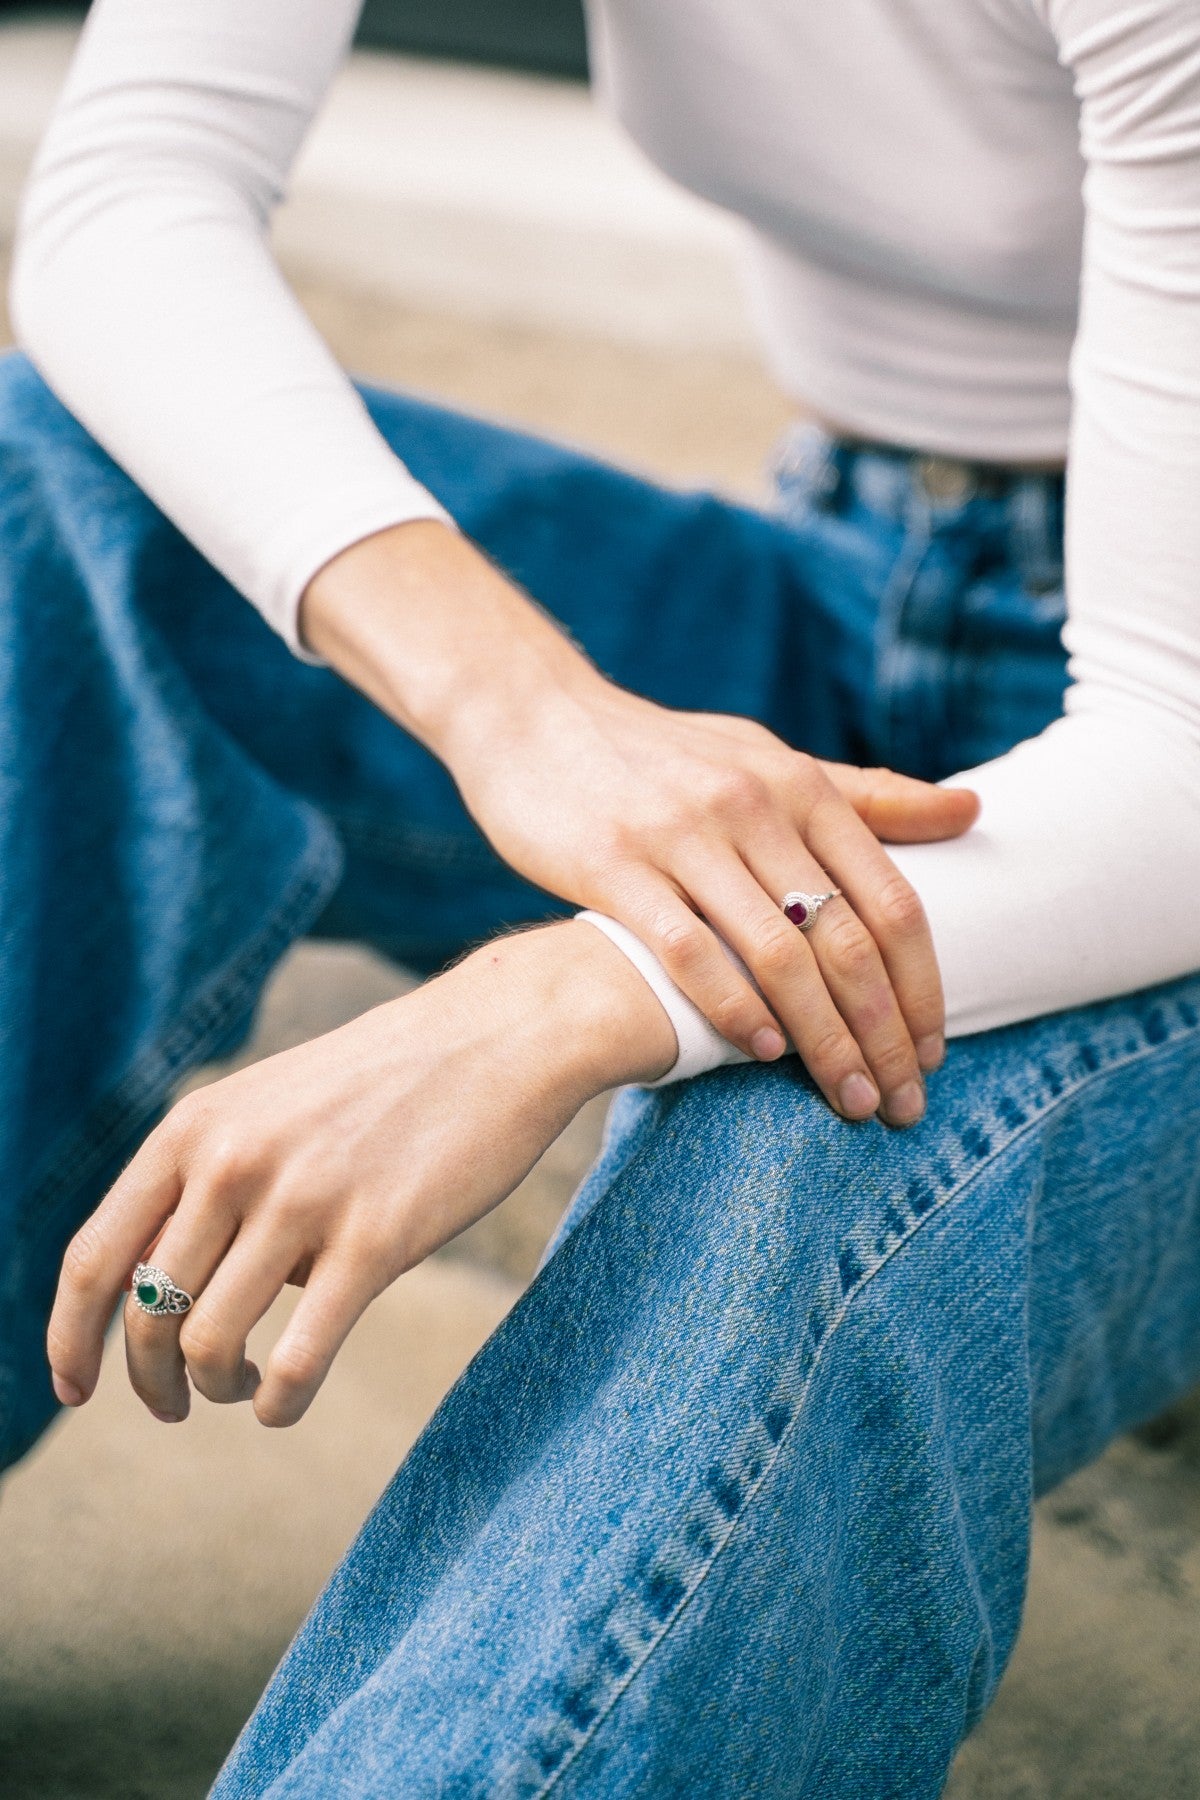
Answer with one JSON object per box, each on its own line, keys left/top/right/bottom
{"left": 269, "top": 1340, "right": 323, "bottom": 1395}
{"left": 45, "top": 1319, "right": 78, "bottom": 1370}
{"left": 872, "top": 1040, "right": 920, "bottom": 1086}
{"left": 60, "top": 1221, "right": 106, "bottom": 1294}
{"left": 638, "top": 795, "right": 691, "bottom": 841}
{"left": 199, "top": 1131, "right": 255, "bottom": 1194}
{"left": 875, "top": 872, "right": 927, "bottom": 938}
{"left": 165, "top": 1087, "right": 209, "bottom": 1144}
{"left": 750, "top": 920, "right": 801, "bottom": 981}
{"left": 907, "top": 987, "right": 946, "bottom": 1036}
{"left": 822, "top": 913, "right": 878, "bottom": 982}
{"left": 589, "top": 823, "right": 634, "bottom": 874}
{"left": 178, "top": 1311, "right": 232, "bottom": 1375}
{"left": 794, "top": 762, "right": 833, "bottom": 812}
{"left": 705, "top": 988, "right": 762, "bottom": 1041}
{"left": 708, "top": 767, "right": 768, "bottom": 819}
{"left": 843, "top": 984, "right": 897, "bottom": 1039}
{"left": 805, "top": 1024, "right": 857, "bottom": 1077}
{"left": 342, "top": 1219, "right": 391, "bottom": 1273}
{"left": 805, "top": 793, "right": 845, "bottom": 838}
{"left": 655, "top": 917, "right": 706, "bottom": 974}
{"left": 268, "top": 1172, "right": 327, "bottom": 1235}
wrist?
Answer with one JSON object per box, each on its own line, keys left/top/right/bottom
{"left": 459, "top": 921, "right": 678, "bottom": 1102}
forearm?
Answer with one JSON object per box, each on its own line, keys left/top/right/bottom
{"left": 300, "top": 520, "right": 600, "bottom": 759}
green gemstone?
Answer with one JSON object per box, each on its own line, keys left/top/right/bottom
{"left": 136, "top": 1280, "right": 161, "bottom": 1308}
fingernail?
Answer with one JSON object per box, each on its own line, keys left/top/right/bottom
{"left": 149, "top": 1408, "right": 183, "bottom": 1424}
{"left": 885, "top": 1080, "right": 926, "bottom": 1126}
{"left": 916, "top": 1033, "right": 945, "bottom": 1071}
{"left": 838, "top": 1072, "right": 880, "bottom": 1118}
{"left": 752, "top": 1027, "right": 787, "bottom": 1061}
{"left": 52, "top": 1373, "right": 84, "bottom": 1407}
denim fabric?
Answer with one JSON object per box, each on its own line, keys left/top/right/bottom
{"left": 1, "top": 350, "right": 1197, "bottom": 1795}
{"left": 217, "top": 1003, "right": 1200, "bottom": 1800}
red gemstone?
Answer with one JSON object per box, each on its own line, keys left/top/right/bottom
{"left": 784, "top": 899, "right": 808, "bottom": 927}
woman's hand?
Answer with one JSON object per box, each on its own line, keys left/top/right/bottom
{"left": 454, "top": 681, "right": 978, "bottom": 1124}
{"left": 47, "top": 923, "right": 677, "bottom": 1429}
{"left": 305, "top": 523, "right": 979, "bottom": 1127}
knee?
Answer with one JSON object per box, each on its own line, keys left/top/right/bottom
{"left": 581, "top": 1052, "right": 1030, "bottom": 1352}
{"left": 633, "top": 1062, "right": 931, "bottom": 1289}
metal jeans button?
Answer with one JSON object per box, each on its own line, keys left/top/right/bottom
{"left": 916, "top": 454, "right": 976, "bottom": 505}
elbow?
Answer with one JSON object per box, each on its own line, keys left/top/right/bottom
{"left": 10, "top": 154, "right": 274, "bottom": 375}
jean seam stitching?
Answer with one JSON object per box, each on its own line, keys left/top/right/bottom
{"left": 11, "top": 826, "right": 343, "bottom": 1255}
{"left": 526, "top": 1019, "right": 1200, "bottom": 1799}
{"left": 871, "top": 513, "right": 934, "bottom": 762}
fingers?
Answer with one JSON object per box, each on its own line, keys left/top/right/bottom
{"left": 686, "top": 844, "right": 914, "bottom": 1123}
{"left": 796, "top": 903, "right": 926, "bottom": 1125}
{"left": 821, "top": 763, "right": 980, "bottom": 843}
{"left": 254, "top": 1255, "right": 371, "bottom": 1428}
{"left": 48, "top": 1112, "right": 189, "bottom": 1407}
{"left": 121, "top": 1194, "right": 248, "bottom": 1422}
{"left": 617, "top": 875, "right": 788, "bottom": 1062}
{"left": 804, "top": 795, "right": 947, "bottom": 1074}
{"left": 176, "top": 1217, "right": 306, "bottom": 1409}
{"left": 127, "top": 1191, "right": 369, "bottom": 1430}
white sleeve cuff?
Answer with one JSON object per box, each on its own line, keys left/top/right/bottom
{"left": 576, "top": 911, "right": 752, "bottom": 1086}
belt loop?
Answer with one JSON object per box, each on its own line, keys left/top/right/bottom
{"left": 772, "top": 421, "right": 843, "bottom": 512}
{"left": 817, "top": 440, "right": 848, "bottom": 509}
{"left": 1010, "top": 475, "right": 1065, "bottom": 598}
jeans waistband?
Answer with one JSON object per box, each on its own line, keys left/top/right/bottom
{"left": 774, "top": 420, "right": 1064, "bottom": 509}
{"left": 772, "top": 421, "right": 1067, "bottom": 596}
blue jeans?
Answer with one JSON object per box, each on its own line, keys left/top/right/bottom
{"left": 2, "top": 350, "right": 1198, "bottom": 1796}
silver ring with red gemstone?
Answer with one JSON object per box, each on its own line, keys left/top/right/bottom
{"left": 781, "top": 889, "right": 842, "bottom": 933}
{"left": 131, "top": 1261, "right": 194, "bottom": 1317}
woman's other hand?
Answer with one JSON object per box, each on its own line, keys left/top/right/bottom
{"left": 46, "top": 923, "right": 675, "bottom": 1430}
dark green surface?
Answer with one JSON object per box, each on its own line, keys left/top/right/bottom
{"left": 0, "top": 0, "right": 590, "bottom": 78}
{"left": 357, "top": 0, "right": 588, "bottom": 77}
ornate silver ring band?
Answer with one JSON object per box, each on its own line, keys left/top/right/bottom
{"left": 131, "top": 1261, "right": 194, "bottom": 1317}
{"left": 781, "top": 889, "right": 841, "bottom": 934}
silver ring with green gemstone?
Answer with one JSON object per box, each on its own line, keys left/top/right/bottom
{"left": 131, "top": 1262, "right": 194, "bottom": 1317}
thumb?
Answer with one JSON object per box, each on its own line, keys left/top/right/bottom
{"left": 821, "top": 762, "right": 981, "bottom": 843}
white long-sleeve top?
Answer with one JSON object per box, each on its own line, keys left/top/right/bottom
{"left": 11, "top": 0, "right": 1200, "bottom": 1079}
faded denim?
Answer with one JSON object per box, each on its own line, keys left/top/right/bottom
{"left": 1, "top": 351, "right": 1198, "bottom": 1796}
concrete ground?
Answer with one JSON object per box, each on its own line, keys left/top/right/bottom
{"left": 2, "top": 22, "right": 1199, "bottom": 1799}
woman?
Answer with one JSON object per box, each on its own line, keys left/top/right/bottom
{"left": 5, "top": 0, "right": 1200, "bottom": 1792}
